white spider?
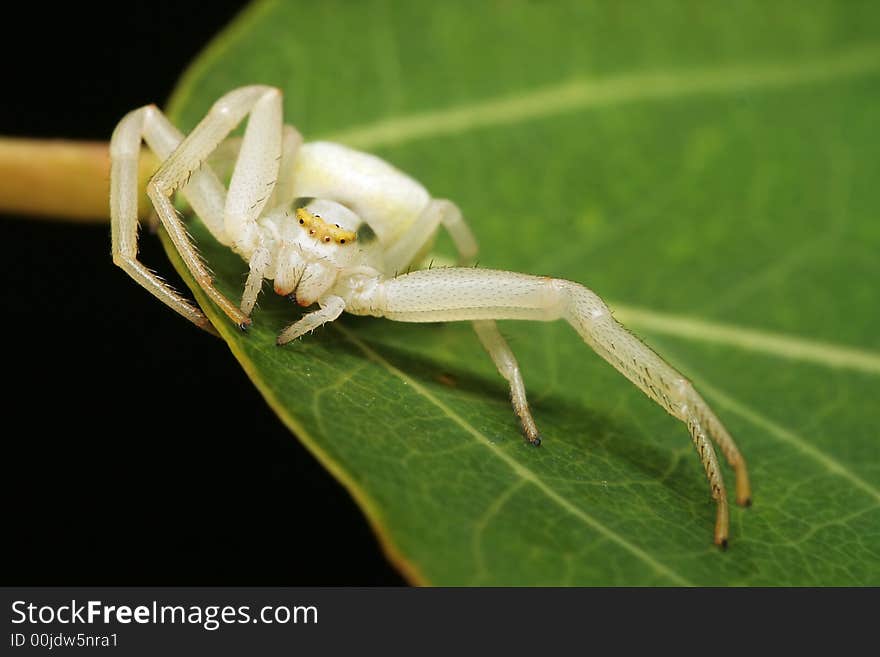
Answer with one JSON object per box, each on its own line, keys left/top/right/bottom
{"left": 110, "top": 85, "right": 751, "bottom": 547}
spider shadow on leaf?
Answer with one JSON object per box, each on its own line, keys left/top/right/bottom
{"left": 330, "top": 315, "right": 701, "bottom": 500}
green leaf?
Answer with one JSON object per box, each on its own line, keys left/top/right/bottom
{"left": 160, "top": 0, "right": 880, "bottom": 585}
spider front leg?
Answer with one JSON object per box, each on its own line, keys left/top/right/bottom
{"left": 276, "top": 295, "right": 346, "bottom": 345}
{"left": 366, "top": 267, "right": 751, "bottom": 546}
{"left": 238, "top": 125, "right": 304, "bottom": 318}
{"left": 113, "top": 85, "right": 285, "bottom": 331}
{"left": 111, "top": 104, "right": 231, "bottom": 330}
{"left": 384, "top": 200, "right": 543, "bottom": 444}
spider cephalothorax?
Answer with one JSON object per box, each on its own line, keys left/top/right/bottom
{"left": 262, "top": 200, "right": 364, "bottom": 303}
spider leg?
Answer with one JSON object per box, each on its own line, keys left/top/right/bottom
{"left": 238, "top": 125, "right": 303, "bottom": 317}
{"left": 240, "top": 243, "right": 272, "bottom": 317}
{"left": 367, "top": 267, "right": 751, "bottom": 545}
{"left": 204, "top": 125, "right": 302, "bottom": 211}
{"left": 277, "top": 295, "right": 346, "bottom": 345}
{"left": 142, "top": 86, "right": 283, "bottom": 329}
{"left": 471, "top": 320, "right": 542, "bottom": 445}
{"left": 383, "top": 199, "right": 477, "bottom": 271}
{"left": 110, "top": 104, "right": 231, "bottom": 331}
{"left": 268, "top": 125, "right": 304, "bottom": 210}
{"left": 384, "top": 200, "right": 543, "bottom": 444}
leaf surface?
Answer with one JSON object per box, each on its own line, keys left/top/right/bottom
{"left": 161, "top": 0, "right": 880, "bottom": 585}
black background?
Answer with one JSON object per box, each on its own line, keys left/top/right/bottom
{"left": 1, "top": 3, "right": 405, "bottom": 585}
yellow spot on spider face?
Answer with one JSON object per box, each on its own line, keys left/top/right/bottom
{"left": 295, "top": 208, "right": 357, "bottom": 245}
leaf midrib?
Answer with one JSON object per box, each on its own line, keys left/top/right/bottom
{"left": 613, "top": 304, "right": 880, "bottom": 375}
{"left": 322, "top": 43, "right": 880, "bottom": 149}
{"left": 693, "top": 372, "right": 880, "bottom": 505}
{"left": 647, "top": 339, "right": 880, "bottom": 508}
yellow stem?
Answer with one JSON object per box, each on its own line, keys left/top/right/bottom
{"left": 0, "top": 137, "right": 157, "bottom": 222}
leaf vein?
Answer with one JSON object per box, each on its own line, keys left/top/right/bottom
{"left": 336, "top": 325, "right": 694, "bottom": 586}
{"left": 469, "top": 479, "right": 527, "bottom": 585}
{"left": 656, "top": 346, "right": 880, "bottom": 504}
{"left": 324, "top": 44, "right": 880, "bottom": 149}
{"left": 613, "top": 304, "right": 880, "bottom": 375}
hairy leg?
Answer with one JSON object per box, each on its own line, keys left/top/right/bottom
{"left": 384, "top": 200, "right": 543, "bottom": 444}
{"left": 277, "top": 295, "right": 346, "bottom": 345}
{"left": 238, "top": 125, "right": 304, "bottom": 317}
{"left": 369, "top": 267, "right": 751, "bottom": 545}
{"left": 268, "top": 125, "right": 304, "bottom": 210}
{"left": 145, "top": 85, "right": 283, "bottom": 329}
{"left": 383, "top": 199, "right": 477, "bottom": 273}
{"left": 111, "top": 104, "right": 230, "bottom": 330}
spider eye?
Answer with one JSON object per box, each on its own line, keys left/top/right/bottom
{"left": 324, "top": 236, "right": 331, "bottom": 243}
{"left": 299, "top": 219, "right": 304, "bottom": 225}
{"left": 339, "top": 239, "right": 346, "bottom": 244}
